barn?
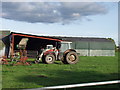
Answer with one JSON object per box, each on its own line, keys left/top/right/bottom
{"left": 56, "top": 37, "right": 115, "bottom": 56}
{"left": 1, "top": 31, "right": 115, "bottom": 58}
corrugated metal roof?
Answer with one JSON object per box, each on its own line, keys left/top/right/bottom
{"left": 55, "top": 36, "right": 113, "bottom": 42}
{"left": 3, "top": 31, "right": 114, "bottom": 42}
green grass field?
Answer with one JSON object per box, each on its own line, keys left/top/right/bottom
{"left": 2, "top": 52, "right": 119, "bottom": 89}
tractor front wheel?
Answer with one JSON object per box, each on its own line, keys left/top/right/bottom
{"left": 42, "top": 54, "right": 55, "bottom": 64}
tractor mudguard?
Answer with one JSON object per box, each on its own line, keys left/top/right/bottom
{"left": 63, "top": 49, "right": 76, "bottom": 56}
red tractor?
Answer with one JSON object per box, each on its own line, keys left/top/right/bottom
{"left": 36, "top": 41, "right": 79, "bottom": 64}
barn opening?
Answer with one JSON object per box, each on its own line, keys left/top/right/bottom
{"left": 2, "top": 32, "right": 62, "bottom": 58}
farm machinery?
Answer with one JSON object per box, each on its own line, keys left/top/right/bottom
{"left": 35, "top": 41, "right": 79, "bottom": 64}
{"left": 1, "top": 38, "right": 31, "bottom": 65}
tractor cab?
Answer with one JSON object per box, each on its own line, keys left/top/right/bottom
{"left": 60, "top": 41, "right": 72, "bottom": 52}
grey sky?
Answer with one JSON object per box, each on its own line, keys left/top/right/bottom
{"left": 1, "top": 2, "right": 108, "bottom": 24}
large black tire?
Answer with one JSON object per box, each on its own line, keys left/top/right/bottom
{"left": 42, "top": 54, "right": 55, "bottom": 64}
{"left": 62, "top": 51, "right": 79, "bottom": 64}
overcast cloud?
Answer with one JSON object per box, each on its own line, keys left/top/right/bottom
{"left": 1, "top": 2, "right": 108, "bottom": 24}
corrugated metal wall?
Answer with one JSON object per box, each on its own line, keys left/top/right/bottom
{"left": 0, "top": 31, "right": 10, "bottom": 57}
{"left": 72, "top": 41, "right": 115, "bottom": 56}
{"left": 0, "top": 31, "right": 10, "bottom": 50}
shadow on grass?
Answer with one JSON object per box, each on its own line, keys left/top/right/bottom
{"left": 17, "top": 70, "right": 119, "bottom": 88}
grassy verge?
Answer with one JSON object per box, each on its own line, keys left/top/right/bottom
{"left": 2, "top": 52, "right": 119, "bottom": 89}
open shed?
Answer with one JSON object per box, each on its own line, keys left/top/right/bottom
{"left": 2, "top": 32, "right": 62, "bottom": 58}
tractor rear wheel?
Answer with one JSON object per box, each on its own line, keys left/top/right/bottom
{"left": 62, "top": 51, "right": 79, "bottom": 64}
{"left": 42, "top": 54, "right": 55, "bottom": 64}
